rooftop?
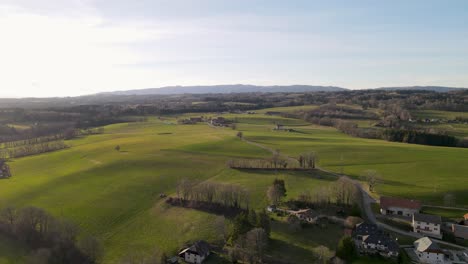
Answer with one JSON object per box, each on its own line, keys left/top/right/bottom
{"left": 413, "top": 213, "right": 442, "bottom": 225}
{"left": 179, "top": 240, "right": 210, "bottom": 257}
{"left": 380, "top": 196, "right": 421, "bottom": 210}
{"left": 353, "top": 222, "right": 382, "bottom": 237}
{"left": 363, "top": 233, "right": 399, "bottom": 252}
{"left": 414, "top": 237, "right": 444, "bottom": 254}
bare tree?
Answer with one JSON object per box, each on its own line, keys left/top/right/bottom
{"left": 176, "top": 178, "right": 194, "bottom": 201}
{"left": 245, "top": 228, "right": 268, "bottom": 263}
{"left": 314, "top": 245, "right": 332, "bottom": 264}
{"left": 0, "top": 206, "right": 17, "bottom": 228}
{"left": 267, "top": 185, "right": 284, "bottom": 205}
{"left": 362, "top": 170, "right": 381, "bottom": 192}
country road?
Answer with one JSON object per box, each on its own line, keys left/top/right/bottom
{"left": 239, "top": 135, "right": 468, "bottom": 250}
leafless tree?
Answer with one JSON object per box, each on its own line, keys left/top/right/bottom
{"left": 314, "top": 245, "right": 332, "bottom": 264}
{"left": 245, "top": 228, "right": 269, "bottom": 263}
{"left": 267, "top": 185, "right": 283, "bottom": 205}
{"left": 362, "top": 170, "right": 381, "bottom": 192}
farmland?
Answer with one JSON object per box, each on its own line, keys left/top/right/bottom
{"left": 0, "top": 106, "right": 467, "bottom": 263}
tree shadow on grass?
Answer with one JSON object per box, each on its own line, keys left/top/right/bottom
{"left": 231, "top": 169, "right": 337, "bottom": 181}
{"left": 266, "top": 238, "right": 317, "bottom": 264}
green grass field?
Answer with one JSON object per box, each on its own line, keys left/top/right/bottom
{"left": 1, "top": 107, "right": 467, "bottom": 263}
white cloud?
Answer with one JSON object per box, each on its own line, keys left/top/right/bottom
{"left": 0, "top": 3, "right": 169, "bottom": 97}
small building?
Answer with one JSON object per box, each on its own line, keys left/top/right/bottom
{"left": 464, "top": 213, "right": 468, "bottom": 225}
{"left": 413, "top": 237, "right": 449, "bottom": 264}
{"left": 210, "top": 117, "right": 231, "bottom": 127}
{"left": 452, "top": 224, "right": 468, "bottom": 240}
{"left": 352, "top": 222, "right": 399, "bottom": 258}
{"left": 190, "top": 117, "right": 203, "bottom": 123}
{"left": 380, "top": 196, "right": 421, "bottom": 217}
{"left": 266, "top": 205, "right": 277, "bottom": 213}
{"left": 292, "top": 209, "right": 319, "bottom": 224}
{"left": 412, "top": 213, "right": 442, "bottom": 238}
{"left": 178, "top": 241, "right": 210, "bottom": 264}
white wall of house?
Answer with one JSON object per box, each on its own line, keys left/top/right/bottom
{"left": 184, "top": 252, "right": 205, "bottom": 264}
{"left": 414, "top": 251, "right": 447, "bottom": 264}
{"left": 381, "top": 206, "right": 418, "bottom": 217}
{"left": 413, "top": 221, "right": 441, "bottom": 238}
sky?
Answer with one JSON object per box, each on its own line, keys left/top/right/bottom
{"left": 1, "top": 0, "right": 468, "bottom": 97}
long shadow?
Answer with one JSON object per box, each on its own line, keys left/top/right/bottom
{"left": 266, "top": 238, "right": 317, "bottom": 264}
{"left": 166, "top": 199, "right": 246, "bottom": 219}
{"left": 232, "top": 169, "right": 337, "bottom": 181}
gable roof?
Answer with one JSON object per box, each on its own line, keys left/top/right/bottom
{"left": 179, "top": 241, "right": 210, "bottom": 257}
{"left": 362, "top": 233, "right": 399, "bottom": 253}
{"left": 380, "top": 196, "right": 421, "bottom": 210}
{"left": 413, "top": 213, "right": 442, "bottom": 225}
{"left": 353, "top": 222, "right": 381, "bottom": 237}
{"left": 414, "top": 237, "right": 444, "bottom": 254}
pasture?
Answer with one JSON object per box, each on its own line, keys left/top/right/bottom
{"left": 0, "top": 118, "right": 337, "bottom": 263}
{"left": 1, "top": 106, "right": 467, "bottom": 263}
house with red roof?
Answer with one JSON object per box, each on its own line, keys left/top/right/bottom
{"left": 380, "top": 196, "right": 421, "bottom": 217}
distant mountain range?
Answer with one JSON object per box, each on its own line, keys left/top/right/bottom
{"left": 99, "top": 84, "right": 466, "bottom": 95}
{"left": 373, "top": 86, "right": 467, "bottom": 92}
{"left": 99, "top": 85, "right": 347, "bottom": 95}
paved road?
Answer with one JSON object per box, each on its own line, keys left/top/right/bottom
{"left": 240, "top": 136, "right": 467, "bottom": 250}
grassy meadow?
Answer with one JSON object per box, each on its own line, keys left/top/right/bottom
{"left": 0, "top": 106, "right": 467, "bottom": 263}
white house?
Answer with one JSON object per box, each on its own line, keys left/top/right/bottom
{"left": 413, "top": 237, "right": 449, "bottom": 264}
{"left": 412, "top": 213, "right": 442, "bottom": 239}
{"left": 178, "top": 241, "right": 210, "bottom": 264}
{"left": 292, "top": 209, "right": 319, "bottom": 224}
{"left": 380, "top": 196, "right": 421, "bottom": 217}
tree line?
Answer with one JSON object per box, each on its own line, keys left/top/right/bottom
{"left": 0, "top": 206, "right": 102, "bottom": 264}
{"left": 295, "top": 177, "right": 360, "bottom": 208}
{"left": 0, "top": 140, "right": 68, "bottom": 159}
{"left": 383, "top": 129, "right": 460, "bottom": 147}
{"left": 174, "top": 180, "right": 250, "bottom": 210}
{"left": 227, "top": 152, "right": 317, "bottom": 170}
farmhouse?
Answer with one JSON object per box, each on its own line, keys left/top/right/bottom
{"left": 413, "top": 237, "right": 449, "bottom": 264}
{"left": 292, "top": 209, "right": 319, "bottom": 223}
{"left": 352, "top": 222, "right": 400, "bottom": 258}
{"left": 190, "top": 117, "right": 203, "bottom": 123}
{"left": 210, "top": 117, "right": 231, "bottom": 127}
{"left": 452, "top": 224, "right": 468, "bottom": 240}
{"left": 380, "top": 196, "right": 421, "bottom": 217}
{"left": 178, "top": 241, "right": 210, "bottom": 264}
{"left": 412, "top": 213, "right": 442, "bottom": 238}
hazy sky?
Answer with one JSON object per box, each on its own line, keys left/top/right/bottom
{"left": 1, "top": 0, "right": 468, "bottom": 97}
